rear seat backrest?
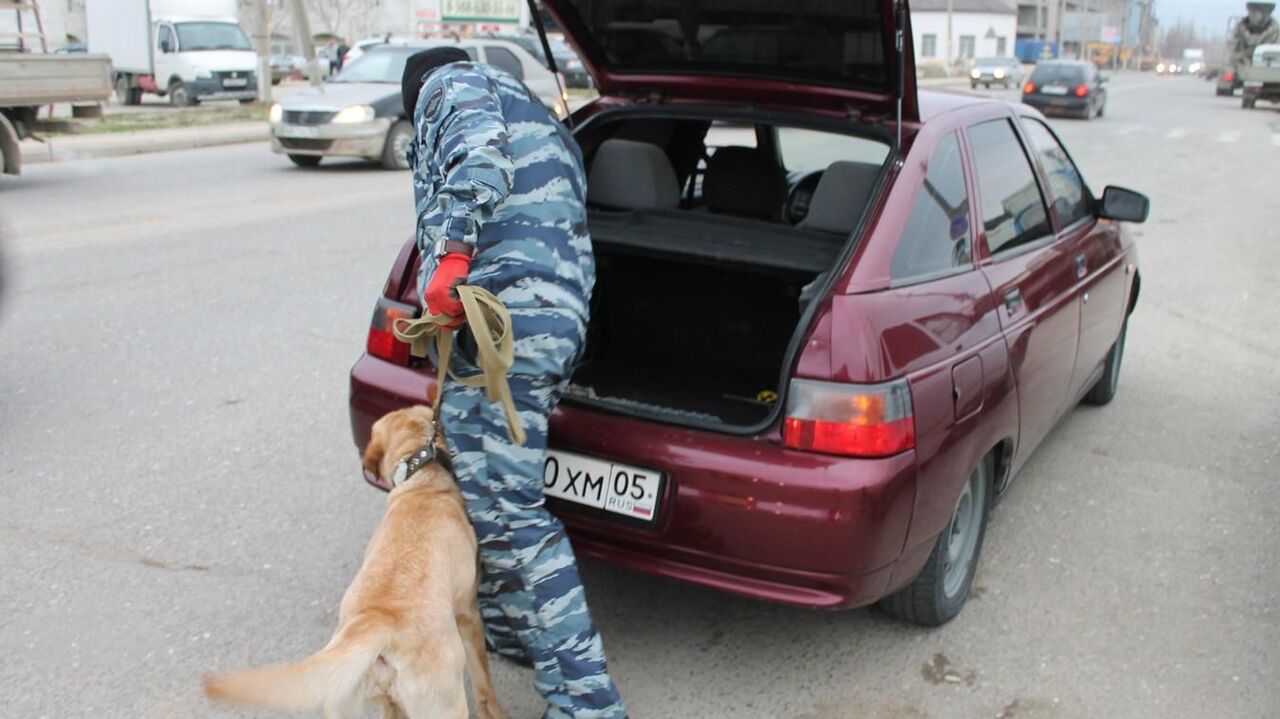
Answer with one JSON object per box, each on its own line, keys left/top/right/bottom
{"left": 587, "top": 139, "right": 681, "bottom": 211}
{"left": 702, "top": 146, "right": 789, "bottom": 219}
{"left": 799, "top": 161, "right": 882, "bottom": 234}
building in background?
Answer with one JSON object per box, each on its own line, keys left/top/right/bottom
{"left": 913, "top": 0, "right": 1018, "bottom": 75}
{"left": 1015, "top": 0, "right": 1157, "bottom": 66}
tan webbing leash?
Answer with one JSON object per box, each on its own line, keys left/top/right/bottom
{"left": 390, "top": 285, "right": 526, "bottom": 446}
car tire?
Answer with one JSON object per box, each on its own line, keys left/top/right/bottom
{"left": 1216, "top": 87, "right": 1233, "bottom": 97}
{"left": 970, "top": 81, "right": 978, "bottom": 89}
{"left": 381, "top": 119, "right": 414, "bottom": 170}
{"left": 238, "top": 98, "right": 255, "bottom": 105}
{"left": 168, "top": 81, "right": 196, "bottom": 107}
{"left": 1084, "top": 318, "right": 1127, "bottom": 406}
{"left": 878, "top": 456, "right": 993, "bottom": 627}
{"left": 287, "top": 154, "right": 322, "bottom": 168}
{"left": 115, "top": 75, "right": 141, "bottom": 106}
{"left": 1242, "top": 96, "right": 1257, "bottom": 109}
{"left": 984, "top": 82, "right": 991, "bottom": 89}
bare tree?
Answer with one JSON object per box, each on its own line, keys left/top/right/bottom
{"left": 308, "top": 0, "right": 375, "bottom": 41}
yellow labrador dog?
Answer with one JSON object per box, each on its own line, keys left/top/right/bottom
{"left": 204, "top": 406, "right": 508, "bottom": 719}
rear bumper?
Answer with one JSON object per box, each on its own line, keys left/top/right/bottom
{"left": 350, "top": 353, "right": 920, "bottom": 609}
{"left": 1022, "top": 94, "right": 1091, "bottom": 114}
{"left": 269, "top": 118, "right": 390, "bottom": 158}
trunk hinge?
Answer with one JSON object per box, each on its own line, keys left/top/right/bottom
{"left": 893, "top": 0, "right": 906, "bottom": 166}
{"left": 525, "top": 0, "right": 572, "bottom": 128}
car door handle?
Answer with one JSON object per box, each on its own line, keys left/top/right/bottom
{"left": 1075, "top": 253, "right": 1088, "bottom": 279}
{"left": 1003, "top": 288, "right": 1022, "bottom": 315}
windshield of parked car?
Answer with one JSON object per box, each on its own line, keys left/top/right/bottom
{"left": 174, "top": 22, "right": 252, "bottom": 52}
{"left": 1031, "top": 64, "right": 1086, "bottom": 84}
{"left": 331, "top": 46, "right": 477, "bottom": 83}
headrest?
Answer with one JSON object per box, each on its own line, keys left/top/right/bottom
{"left": 799, "top": 161, "right": 882, "bottom": 234}
{"left": 587, "top": 139, "right": 680, "bottom": 211}
{"left": 703, "top": 146, "right": 788, "bottom": 219}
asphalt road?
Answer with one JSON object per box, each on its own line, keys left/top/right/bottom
{"left": 2, "top": 73, "right": 1278, "bottom": 719}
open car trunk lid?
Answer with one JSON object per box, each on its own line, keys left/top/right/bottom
{"left": 542, "top": 0, "right": 918, "bottom": 120}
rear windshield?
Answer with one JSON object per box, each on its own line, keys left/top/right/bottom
{"left": 555, "top": 0, "right": 890, "bottom": 91}
{"left": 1031, "top": 64, "right": 1086, "bottom": 83}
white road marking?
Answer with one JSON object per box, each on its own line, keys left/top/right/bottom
{"left": 1114, "top": 124, "right": 1145, "bottom": 136}
{"left": 1273, "top": 133, "right": 1280, "bottom": 147}
{"left": 1215, "top": 131, "right": 1241, "bottom": 143}
{"left": 1165, "top": 128, "right": 1187, "bottom": 140}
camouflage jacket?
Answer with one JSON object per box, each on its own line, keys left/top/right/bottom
{"left": 409, "top": 61, "right": 593, "bottom": 323}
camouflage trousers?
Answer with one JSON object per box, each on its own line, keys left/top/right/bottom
{"left": 439, "top": 312, "right": 627, "bottom": 719}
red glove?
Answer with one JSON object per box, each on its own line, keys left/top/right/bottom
{"left": 424, "top": 252, "right": 472, "bottom": 328}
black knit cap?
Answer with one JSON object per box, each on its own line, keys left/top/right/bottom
{"left": 402, "top": 47, "right": 470, "bottom": 119}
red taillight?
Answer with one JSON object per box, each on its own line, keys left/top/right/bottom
{"left": 1023, "top": 82, "right": 1036, "bottom": 94}
{"left": 1223, "top": 71, "right": 1235, "bottom": 82}
{"left": 782, "top": 379, "right": 915, "bottom": 458}
{"left": 366, "top": 296, "right": 417, "bottom": 365}
{"left": 1074, "top": 84, "right": 1090, "bottom": 97}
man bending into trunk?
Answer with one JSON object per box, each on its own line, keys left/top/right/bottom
{"left": 400, "top": 48, "right": 627, "bottom": 719}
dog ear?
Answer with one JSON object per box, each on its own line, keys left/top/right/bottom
{"left": 363, "top": 418, "right": 388, "bottom": 480}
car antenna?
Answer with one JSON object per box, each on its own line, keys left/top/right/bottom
{"left": 525, "top": 0, "right": 573, "bottom": 128}
{"left": 894, "top": 0, "right": 905, "bottom": 163}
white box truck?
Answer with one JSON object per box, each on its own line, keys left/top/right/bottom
{"left": 86, "top": 0, "right": 257, "bottom": 106}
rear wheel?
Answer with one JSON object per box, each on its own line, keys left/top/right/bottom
{"left": 381, "top": 120, "right": 414, "bottom": 170}
{"left": 879, "top": 457, "right": 992, "bottom": 626}
{"left": 115, "top": 75, "right": 141, "bottom": 106}
{"left": 287, "top": 154, "right": 322, "bottom": 168}
{"left": 1243, "top": 96, "right": 1257, "bottom": 109}
{"left": 1085, "top": 318, "right": 1127, "bottom": 406}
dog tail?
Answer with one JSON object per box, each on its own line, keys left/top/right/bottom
{"left": 203, "top": 611, "right": 394, "bottom": 712}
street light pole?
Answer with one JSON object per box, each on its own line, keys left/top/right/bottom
{"left": 946, "top": 0, "right": 954, "bottom": 70}
{"left": 287, "top": 0, "right": 322, "bottom": 87}
{"left": 252, "top": 0, "right": 272, "bottom": 103}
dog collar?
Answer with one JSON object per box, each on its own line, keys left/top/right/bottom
{"left": 390, "top": 444, "right": 436, "bottom": 487}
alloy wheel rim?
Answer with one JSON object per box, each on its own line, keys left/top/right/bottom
{"left": 942, "top": 468, "right": 984, "bottom": 598}
{"left": 392, "top": 129, "right": 413, "bottom": 168}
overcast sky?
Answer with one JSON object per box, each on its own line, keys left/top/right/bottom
{"left": 1156, "top": 0, "right": 1256, "bottom": 36}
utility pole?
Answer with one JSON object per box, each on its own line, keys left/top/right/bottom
{"left": 252, "top": 0, "right": 272, "bottom": 103}
{"left": 287, "top": 0, "right": 322, "bottom": 87}
{"left": 946, "top": 0, "right": 954, "bottom": 71}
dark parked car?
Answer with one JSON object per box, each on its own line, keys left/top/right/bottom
{"left": 350, "top": 0, "right": 1148, "bottom": 626}
{"left": 483, "top": 33, "right": 592, "bottom": 88}
{"left": 1022, "top": 60, "right": 1108, "bottom": 119}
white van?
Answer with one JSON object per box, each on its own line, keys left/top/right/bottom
{"left": 87, "top": 0, "right": 258, "bottom": 106}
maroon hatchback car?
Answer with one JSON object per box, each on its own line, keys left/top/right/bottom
{"left": 350, "top": 0, "right": 1149, "bottom": 626}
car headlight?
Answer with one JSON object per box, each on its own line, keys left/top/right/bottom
{"left": 331, "top": 105, "right": 375, "bottom": 124}
{"left": 269, "top": 103, "right": 283, "bottom": 124}
{"left": 971, "top": 69, "right": 981, "bottom": 78}
{"left": 1157, "top": 63, "right": 1166, "bottom": 72}
{"left": 1190, "top": 62, "right": 1202, "bottom": 73}
{"left": 194, "top": 67, "right": 213, "bottom": 79}
{"left": 994, "top": 68, "right": 1006, "bottom": 78}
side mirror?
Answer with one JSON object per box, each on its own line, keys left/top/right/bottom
{"left": 1099, "top": 186, "right": 1149, "bottom": 223}
{"left": 160, "top": 39, "right": 173, "bottom": 53}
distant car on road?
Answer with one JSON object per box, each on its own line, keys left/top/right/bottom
{"left": 481, "top": 33, "right": 592, "bottom": 88}
{"left": 1022, "top": 60, "right": 1108, "bottom": 119}
{"left": 1156, "top": 60, "right": 1183, "bottom": 75}
{"left": 970, "top": 56, "right": 1024, "bottom": 89}
{"left": 269, "top": 40, "right": 568, "bottom": 169}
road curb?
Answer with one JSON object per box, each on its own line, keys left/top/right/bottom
{"left": 20, "top": 122, "right": 269, "bottom": 165}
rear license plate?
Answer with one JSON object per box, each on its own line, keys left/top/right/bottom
{"left": 274, "top": 124, "right": 320, "bottom": 139}
{"left": 544, "top": 450, "right": 663, "bottom": 523}
{"left": 223, "top": 78, "right": 248, "bottom": 87}
{"left": 1042, "top": 85, "right": 1069, "bottom": 95}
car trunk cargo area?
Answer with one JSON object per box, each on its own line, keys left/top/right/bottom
{"left": 570, "top": 241, "right": 818, "bottom": 427}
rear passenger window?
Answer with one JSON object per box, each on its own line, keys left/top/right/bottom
{"left": 968, "top": 119, "right": 1052, "bottom": 256}
{"left": 485, "top": 46, "right": 524, "bottom": 80}
{"left": 1023, "top": 119, "right": 1093, "bottom": 228}
{"left": 891, "top": 133, "right": 972, "bottom": 281}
